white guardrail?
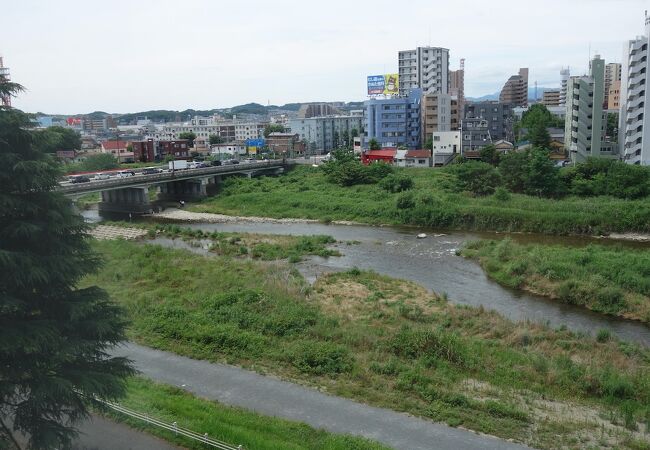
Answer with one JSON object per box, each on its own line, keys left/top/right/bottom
{"left": 97, "top": 397, "right": 244, "bottom": 449}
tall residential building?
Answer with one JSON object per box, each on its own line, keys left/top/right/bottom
{"left": 560, "top": 68, "right": 571, "bottom": 106}
{"left": 297, "top": 103, "right": 342, "bottom": 118}
{"left": 542, "top": 89, "right": 561, "bottom": 107}
{"left": 449, "top": 59, "right": 465, "bottom": 127}
{"left": 365, "top": 89, "right": 422, "bottom": 149}
{"left": 604, "top": 63, "right": 622, "bottom": 109}
{"left": 499, "top": 68, "right": 529, "bottom": 107}
{"left": 288, "top": 113, "right": 363, "bottom": 153}
{"left": 421, "top": 93, "right": 453, "bottom": 145}
{"left": 564, "top": 55, "right": 608, "bottom": 164}
{"left": 398, "top": 47, "right": 449, "bottom": 97}
{"left": 608, "top": 80, "right": 621, "bottom": 110}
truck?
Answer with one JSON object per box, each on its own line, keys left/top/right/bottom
{"left": 168, "top": 160, "right": 188, "bottom": 171}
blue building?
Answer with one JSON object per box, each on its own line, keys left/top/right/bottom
{"left": 364, "top": 88, "right": 421, "bottom": 149}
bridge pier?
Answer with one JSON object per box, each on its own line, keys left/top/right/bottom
{"left": 98, "top": 187, "right": 152, "bottom": 215}
{"left": 157, "top": 178, "right": 214, "bottom": 201}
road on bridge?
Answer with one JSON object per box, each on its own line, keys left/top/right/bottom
{"left": 114, "top": 343, "right": 528, "bottom": 450}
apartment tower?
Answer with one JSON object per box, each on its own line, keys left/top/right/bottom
{"left": 604, "top": 63, "right": 621, "bottom": 109}
{"left": 398, "top": 47, "right": 450, "bottom": 97}
{"left": 499, "top": 68, "right": 529, "bottom": 107}
{"left": 560, "top": 68, "right": 571, "bottom": 106}
{"left": 619, "top": 12, "right": 650, "bottom": 165}
{"left": 564, "top": 55, "right": 607, "bottom": 164}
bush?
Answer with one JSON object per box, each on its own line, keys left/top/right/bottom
{"left": 450, "top": 161, "right": 501, "bottom": 196}
{"left": 389, "top": 328, "right": 468, "bottom": 367}
{"left": 492, "top": 187, "right": 511, "bottom": 202}
{"left": 289, "top": 341, "right": 353, "bottom": 375}
{"left": 396, "top": 192, "right": 415, "bottom": 209}
{"left": 380, "top": 174, "right": 414, "bottom": 193}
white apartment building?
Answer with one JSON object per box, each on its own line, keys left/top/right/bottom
{"left": 560, "top": 68, "right": 571, "bottom": 106}
{"left": 144, "top": 115, "right": 268, "bottom": 142}
{"left": 398, "top": 46, "right": 450, "bottom": 97}
{"left": 431, "top": 130, "right": 460, "bottom": 166}
{"left": 619, "top": 13, "right": 650, "bottom": 165}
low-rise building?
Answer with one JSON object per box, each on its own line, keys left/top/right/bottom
{"left": 361, "top": 149, "right": 396, "bottom": 165}
{"left": 211, "top": 143, "right": 246, "bottom": 158}
{"left": 130, "top": 139, "right": 155, "bottom": 162}
{"left": 431, "top": 131, "right": 460, "bottom": 166}
{"left": 464, "top": 101, "right": 514, "bottom": 142}
{"left": 266, "top": 133, "right": 305, "bottom": 155}
{"left": 289, "top": 113, "right": 363, "bottom": 153}
{"left": 460, "top": 118, "right": 492, "bottom": 157}
{"left": 101, "top": 140, "right": 134, "bottom": 163}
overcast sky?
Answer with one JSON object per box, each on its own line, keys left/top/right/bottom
{"left": 3, "top": 0, "right": 649, "bottom": 114}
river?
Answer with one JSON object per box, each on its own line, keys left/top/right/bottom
{"left": 82, "top": 208, "right": 650, "bottom": 346}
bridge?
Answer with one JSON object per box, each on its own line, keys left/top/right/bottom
{"left": 58, "top": 160, "right": 290, "bottom": 215}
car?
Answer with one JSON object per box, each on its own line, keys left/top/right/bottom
{"left": 93, "top": 172, "right": 111, "bottom": 180}
{"left": 210, "top": 160, "right": 222, "bottom": 166}
{"left": 141, "top": 167, "right": 163, "bottom": 175}
{"left": 116, "top": 170, "right": 136, "bottom": 178}
{"left": 230, "top": 159, "right": 240, "bottom": 164}
{"left": 70, "top": 175, "right": 91, "bottom": 184}
{"left": 243, "top": 158, "right": 255, "bottom": 163}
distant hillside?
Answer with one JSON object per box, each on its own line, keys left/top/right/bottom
{"left": 467, "top": 87, "right": 560, "bottom": 103}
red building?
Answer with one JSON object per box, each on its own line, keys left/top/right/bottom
{"left": 158, "top": 139, "right": 190, "bottom": 159}
{"left": 130, "top": 139, "right": 155, "bottom": 162}
{"left": 361, "top": 149, "right": 396, "bottom": 165}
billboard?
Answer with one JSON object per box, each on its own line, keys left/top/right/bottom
{"left": 367, "top": 74, "right": 399, "bottom": 96}
{"left": 245, "top": 138, "right": 265, "bottom": 148}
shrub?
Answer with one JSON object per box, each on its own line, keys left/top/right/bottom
{"left": 396, "top": 192, "right": 415, "bottom": 209}
{"left": 492, "top": 187, "right": 511, "bottom": 201}
{"left": 289, "top": 341, "right": 353, "bottom": 375}
{"left": 596, "top": 329, "right": 612, "bottom": 343}
{"left": 450, "top": 161, "right": 501, "bottom": 196}
{"left": 380, "top": 174, "right": 414, "bottom": 193}
{"left": 389, "top": 328, "right": 468, "bottom": 366}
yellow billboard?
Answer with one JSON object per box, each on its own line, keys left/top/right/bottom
{"left": 367, "top": 74, "right": 399, "bottom": 95}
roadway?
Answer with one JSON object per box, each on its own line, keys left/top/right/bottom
{"left": 114, "top": 343, "right": 528, "bottom": 450}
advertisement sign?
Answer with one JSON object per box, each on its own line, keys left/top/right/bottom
{"left": 367, "top": 74, "right": 399, "bottom": 96}
{"left": 245, "top": 138, "right": 265, "bottom": 148}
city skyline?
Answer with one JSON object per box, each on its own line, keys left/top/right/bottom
{"left": 2, "top": 0, "right": 649, "bottom": 114}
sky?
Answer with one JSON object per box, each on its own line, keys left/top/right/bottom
{"left": 2, "top": 0, "right": 650, "bottom": 114}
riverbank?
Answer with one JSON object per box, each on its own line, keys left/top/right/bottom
{"left": 460, "top": 239, "right": 650, "bottom": 325}
{"left": 187, "top": 166, "right": 650, "bottom": 236}
{"left": 84, "top": 238, "right": 650, "bottom": 449}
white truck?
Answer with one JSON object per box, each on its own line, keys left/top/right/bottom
{"left": 168, "top": 160, "right": 188, "bottom": 171}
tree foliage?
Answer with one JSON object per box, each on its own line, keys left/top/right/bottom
{"left": 450, "top": 161, "right": 502, "bottom": 196}
{"left": 80, "top": 153, "right": 119, "bottom": 172}
{"left": 561, "top": 158, "right": 650, "bottom": 199}
{"left": 368, "top": 138, "right": 380, "bottom": 150}
{"left": 527, "top": 121, "right": 551, "bottom": 149}
{"left": 0, "top": 81, "right": 134, "bottom": 449}
{"left": 321, "top": 148, "right": 393, "bottom": 186}
{"left": 209, "top": 134, "right": 223, "bottom": 145}
{"left": 499, "top": 149, "right": 562, "bottom": 197}
{"left": 479, "top": 144, "right": 500, "bottom": 166}
{"left": 33, "top": 126, "right": 81, "bottom": 154}
{"left": 263, "top": 124, "right": 285, "bottom": 138}
{"left": 178, "top": 131, "right": 196, "bottom": 146}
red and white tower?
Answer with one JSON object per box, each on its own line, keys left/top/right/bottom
{"left": 0, "top": 56, "right": 11, "bottom": 107}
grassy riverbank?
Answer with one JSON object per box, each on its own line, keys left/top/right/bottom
{"left": 189, "top": 166, "right": 650, "bottom": 235}
{"left": 105, "top": 377, "right": 387, "bottom": 450}
{"left": 460, "top": 239, "right": 650, "bottom": 324}
{"left": 85, "top": 239, "right": 650, "bottom": 449}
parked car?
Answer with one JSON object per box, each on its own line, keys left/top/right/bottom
{"left": 70, "top": 175, "right": 91, "bottom": 184}
{"left": 116, "top": 170, "right": 136, "bottom": 178}
{"left": 141, "top": 167, "right": 163, "bottom": 175}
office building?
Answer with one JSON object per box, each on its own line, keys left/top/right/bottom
{"left": 365, "top": 89, "right": 422, "bottom": 149}
{"left": 560, "top": 68, "right": 571, "bottom": 106}
{"left": 620, "top": 13, "right": 650, "bottom": 165}
{"left": 604, "top": 63, "right": 622, "bottom": 109}
{"left": 460, "top": 117, "right": 492, "bottom": 156}
{"left": 499, "top": 68, "right": 529, "bottom": 107}
{"left": 464, "top": 101, "right": 514, "bottom": 142}
{"left": 398, "top": 47, "right": 449, "bottom": 96}
{"left": 564, "top": 55, "right": 609, "bottom": 163}
{"left": 542, "top": 89, "right": 561, "bottom": 107}
{"left": 289, "top": 113, "right": 363, "bottom": 153}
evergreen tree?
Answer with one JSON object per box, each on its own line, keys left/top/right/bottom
{"left": 527, "top": 121, "right": 551, "bottom": 149}
{"left": 0, "top": 81, "right": 134, "bottom": 449}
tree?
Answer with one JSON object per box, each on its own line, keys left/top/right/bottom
{"left": 34, "top": 126, "right": 81, "bottom": 154}
{"left": 499, "top": 151, "right": 529, "bottom": 193}
{"left": 0, "top": 81, "right": 134, "bottom": 449}
{"left": 424, "top": 137, "right": 433, "bottom": 151}
{"left": 350, "top": 128, "right": 359, "bottom": 139}
{"left": 368, "top": 138, "right": 380, "bottom": 150}
{"left": 606, "top": 113, "right": 619, "bottom": 138}
{"left": 520, "top": 104, "right": 563, "bottom": 130}
{"left": 209, "top": 134, "right": 223, "bottom": 145}
{"left": 178, "top": 131, "right": 196, "bottom": 147}
{"left": 451, "top": 161, "right": 502, "bottom": 196}
{"left": 263, "top": 124, "right": 285, "bottom": 138}
{"left": 332, "top": 131, "right": 340, "bottom": 149}
{"left": 524, "top": 148, "right": 562, "bottom": 197}
{"left": 341, "top": 130, "right": 350, "bottom": 148}
{"left": 479, "top": 144, "right": 500, "bottom": 166}
{"left": 527, "top": 121, "right": 551, "bottom": 149}
{"left": 80, "top": 153, "right": 119, "bottom": 171}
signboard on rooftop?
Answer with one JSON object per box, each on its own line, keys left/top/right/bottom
{"left": 367, "top": 74, "right": 399, "bottom": 96}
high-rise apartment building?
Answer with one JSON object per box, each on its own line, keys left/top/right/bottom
{"left": 449, "top": 59, "right": 465, "bottom": 128}
{"left": 560, "top": 68, "right": 571, "bottom": 106}
{"left": 619, "top": 13, "right": 650, "bottom": 165}
{"left": 398, "top": 47, "right": 449, "bottom": 97}
{"left": 564, "top": 55, "right": 607, "bottom": 164}
{"left": 604, "top": 63, "right": 622, "bottom": 109}
{"left": 608, "top": 80, "right": 621, "bottom": 110}
{"left": 421, "top": 93, "right": 453, "bottom": 145}
{"left": 499, "top": 68, "right": 529, "bottom": 107}
{"left": 542, "top": 89, "right": 561, "bottom": 107}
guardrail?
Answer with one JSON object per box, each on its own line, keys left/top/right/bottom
{"left": 98, "top": 397, "right": 244, "bottom": 449}
{"left": 57, "top": 160, "right": 289, "bottom": 195}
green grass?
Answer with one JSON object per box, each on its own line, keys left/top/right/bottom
{"left": 85, "top": 239, "right": 650, "bottom": 449}
{"left": 188, "top": 166, "right": 650, "bottom": 235}
{"left": 75, "top": 193, "right": 100, "bottom": 210}
{"left": 104, "top": 377, "right": 388, "bottom": 450}
{"left": 460, "top": 239, "right": 650, "bottom": 323}
{"left": 102, "top": 221, "right": 340, "bottom": 261}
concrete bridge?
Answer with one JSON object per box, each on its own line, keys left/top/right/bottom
{"left": 57, "top": 160, "right": 290, "bottom": 215}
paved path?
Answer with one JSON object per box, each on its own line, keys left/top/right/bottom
{"left": 71, "top": 415, "right": 182, "bottom": 450}
{"left": 116, "top": 343, "right": 527, "bottom": 450}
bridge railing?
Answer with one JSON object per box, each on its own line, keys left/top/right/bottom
{"left": 57, "top": 160, "right": 288, "bottom": 194}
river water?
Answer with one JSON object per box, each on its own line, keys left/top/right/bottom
{"left": 82, "top": 208, "right": 650, "bottom": 346}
